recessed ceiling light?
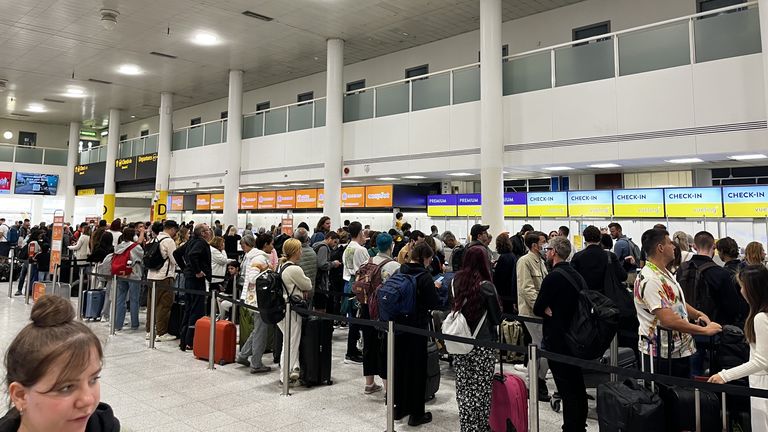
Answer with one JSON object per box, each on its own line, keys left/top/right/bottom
{"left": 728, "top": 154, "right": 767, "bottom": 160}
{"left": 402, "top": 175, "right": 426, "bottom": 179}
{"left": 448, "top": 172, "right": 474, "bottom": 177}
{"left": 288, "top": 183, "right": 308, "bottom": 186}
{"left": 2, "top": 131, "right": 12, "bottom": 140}
{"left": 26, "top": 103, "right": 46, "bottom": 113}
{"left": 191, "top": 32, "right": 220, "bottom": 46}
{"left": 130, "top": 115, "right": 136, "bottom": 118}
{"left": 117, "top": 64, "right": 142, "bottom": 75}
{"left": 402, "top": 32, "right": 409, "bottom": 36}
{"left": 315, "top": 182, "right": 324, "bottom": 185}
{"left": 589, "top": 163, "right": 621, "bottom": 168}
{"left": 543, "top": 166, "right": 573, "bottom": 171}
{"left": 666, "top": 158, "right": 703, "bottom": 164}
{"left": 269, "top": 184, "right": 287, "bottom": 187}
{"left": 100, "top": 131, "right": 108, "bottom": 137}
{"left": 341, "top": 179, "right": 360, "bottom": 183}
{"left": 64, "top": 87, "right": 86, "bottom": 97}
{"left": 377, "top": 177, "right": 398, "bottom": 181}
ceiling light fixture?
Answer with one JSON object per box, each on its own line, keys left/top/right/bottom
{"left": 448, "top": 172, "right": 474, "bottom": 177}
{"left": 402, "top": 175, "right": 426, "bottom": 179}
{"left": 149, "top": 51, "right": 177, "bottom": 59}
{"left": 377, "top": 177, "right": 398, "bottom": 181}
{"left": 26, "top": 104, "right": 46, "bottom": 113}
{"left": 191, "top": 32, "right": 220, "bottom": 46}
{"left": 2, "top": 131, "right": 12, "bottom": 140}
{"left": 543, "top": 166, "right": 573, "bottom": 171}
{"left": 341, "top": 179, "right": 360, "bottom": 183}
{"left": 99, "top": 8, "right": 119, "bottom": 31}
{"left": 589, "top": 163, "right": 621, "bottom": 168}
{"left": 288, "top": 183, "right": 308, "bottom": 186}
{"left": 130, "top": 115, "right": 136, "bottom": 118}
{"left": 728, "top": 154, "right": 767, "bottom": 161}
{"left": 269, "top": 183, "right": 287, "bottom": 187}
{"left": 117, "top": 64, "right": 142, "bottom": 75}
{"left": 242, "top": 10, "right": 274, "bottom": 21}
{"left": 666, "top": 158, "right": 703, "bottom": 164}
{"left": 64, "top": 87, "right": 86, "bottom": 98}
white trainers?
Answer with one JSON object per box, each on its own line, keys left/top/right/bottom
{"left": 513, "top": 364, "right": 528, "bottom": 373}
{"left": 157, "top": 334, "right": 178, "bottom": 342}
{"left": 145, "top": 333, "right": 151, "bottom": 340}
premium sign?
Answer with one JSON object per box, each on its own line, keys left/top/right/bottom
{"left": 613, "top": 189, "right": 665, "bottom": 218}
{"left": 527, "top": 192, "right": 567, "bottom": 217}
{"left": 427, "top": 195, "right": 457, "bottom": 217}
{"left": 240, "top": 192, "right": 258, "bottom": 210}
{"left": 74, "top": 162, "right": 106, "bottom": 186}
{"left": 295, "top": 189, "right": 318, "bottom": 209}
{"left": 365, "top": 185, "right": 393, "bottom": 208}
{"left": 664, "top": 187, "right": 723, "bottom": 218}
{"left": 210, "top": 194, "right": 224, "bottom": 211}
{"left": 276, "top": 190, "right": 296, "bottom": 209}
{"left": 341, "top": 187, "right": 365, "bottom": 208}
{"left": 504, "top": 192, "right": 527, "bottom": 217}
{"left": 568, "top": 190, "right": 613, "bottom": 217}
{"left": 196, "top": 194, "right": 211, "bottom": 211}
{"left": 258, "top": 191, "right": 276, "bottom": 209}
{"left": 723, "top": 186, "right": 768, "bottom": 217}
{"left": 170, "top": 195, "right": 184, "bottom": 211}
{"left": 457, "top": 194, "right": 482, "bottom": 217}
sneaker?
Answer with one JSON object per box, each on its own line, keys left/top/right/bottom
{"left": 145, "top": 333, "right": 151, "bottom": 341}
{"left": 344, "top": 355, "right": 364, "bottom": 365}
{"left": 513, "top": 364, "right": 527, "bottom": 373}
{"left": 236, "top": 357, "right": 250, "bottom": 367}
{"left": 250, "top": 366, "right": 271, "bottom": 374}
{"left": 364, "top": 383, "right": 383, "bottom": 394}
{"left": 408, "top": 412, "right": 432, "bottom": 427}
{"left": 13, "top": 291, "right": 22, "bottom": 296}
{"left": 289, "top": 369, "right": 300, "bottom": 381}
{"left": 157, "top": 334, "right": 177, "bottom": 342}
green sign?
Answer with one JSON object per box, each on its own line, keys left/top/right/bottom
{"left": 80, "top": 130, "right": 97, "bottom": 137}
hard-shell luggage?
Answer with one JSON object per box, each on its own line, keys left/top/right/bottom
{"left": 82, "top": 290, "right": 106, "bottom": 319}
{"left": 583, "top": 347, "right": 637, "bottom": 388}
{"left": 596, "top": 379, "right": 664, "bottom": 432}
{"left": 425, "top": 340, "right": 440, "bottom": 400}
{"left": 167, "top": 301, "right": 185, "bottom": 337}
{"left": 299, "top": 316, "right": 333, "bottom": 387}
{"left": 489, "top": 372, "right": 527, "bottom": 432}
{"left": 192, "top": 317, "right": 236, "bottom": 365}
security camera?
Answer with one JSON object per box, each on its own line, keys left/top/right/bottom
{"left": 100, "top": 8, "right": 119, "bottom": 30}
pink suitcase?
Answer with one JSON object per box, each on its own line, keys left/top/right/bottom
{"left": 489, "top": 371, "right": 528, "bottom": 432}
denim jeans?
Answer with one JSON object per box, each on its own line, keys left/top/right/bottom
{"left": 114, "top": 279, "right": 141, "bottom": 330}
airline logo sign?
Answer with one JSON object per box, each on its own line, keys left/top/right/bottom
{"left": 170, "top": 195, "right": 184, "bottom": 211}
{"left": 276, "top": 190, "right": 296, "bottom": 209}
{"left": 365, "top": 185, "right": 393, "bottom": 208}
{"left": 341, "top": 187, "right": 365, "bottom": 208}
{"left": 258, "top": 191, "right": 276, "bottom": 209}
{"left": 318, "top": 189, "right": 324, "bottom": 207}
{"left": 527, "top": 192, "right": 567, "bottom": 217}
{"left": 723, "top": 186, "right": 768, "bottom": 217}
{"left": 196, "top": 194, "right": 211, "bottom": 211}
{"left": 664, "top": 187, "right": 723, "bottom": 218}
{"left": 457, "top": 194, "right": 481, "bottom": 217}
{"left": 210, "top": 194, "right": 224, "bottom": 210}
{"left": 504, "top": 192, "right": 527, "bottom": 217}
{"left": 427, "top": 195, "right": 457, "bottom": 217}
{"left": 613, "top": 189, "right": 665, "bottom": 218}
{"left": 568, "top": 191, "right": 612, "bottom": 217}
{"left": 296, "top": 189, "right": 318, "bottom": 209}
{"left": 239, "top": 192, "right": 258, "bottom": 210}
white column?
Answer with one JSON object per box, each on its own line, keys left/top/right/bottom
{"left": 31, "top": 197, "right": 43, "bottom": 224}
{"left": 103, "top": 108, "right": 120, "bottom": 222}
{"left": 324, "top": 38, "right": 344, "bottom": 230}
{"left": 64, "top": 121, "right": 79, "bottom": 224}
{"left": 480, "top": 0, "right": 504, "bottom": 244}
{"left": 223, "top": 70, "right": 243, "bottom": 228}
{"left": 154, "top": 92, "right": 173, "bottom": 221}
{"left": 694, "top": 169, "right": 712, "bottom": 187}
{"left": 758, "top": 0, "right": 768, "bottom": 133}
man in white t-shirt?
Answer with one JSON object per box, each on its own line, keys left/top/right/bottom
{"left": 342, "top": 221, "right": 372, "bottom": 364}
{"left": 0, "top": 218, "right": 10, "bottom": 257}
{"left": 634, "top": 228, "right": 721, "bottom": 378}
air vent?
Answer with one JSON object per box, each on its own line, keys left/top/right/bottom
{"left": 43, "top": 98, "right": 66, "bottom": 104}
{"left": 242, "top": 10, "right": 274, "bottom": 21}
{"left": 10, "top": 113, "right": 30, "bottom": 117}
{"left": 150, "top": 51, "right": 177, "bottom": 59}
{"left": 88, "top": 78, "right": 113, "bottom": 85}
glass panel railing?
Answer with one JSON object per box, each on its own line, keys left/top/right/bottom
{"left": 452, "top": 66, "right": 480, "bottom": 104}
{"left": 222, "top": 120, "right": 228, "bottom": 142}
{"left": 412, "top": 73, "right": 450, "bottom": 111}
{"left": 504, "top": 52, "right": 551, "bottom": 95}
{"left": 0, "top": 145, "right": 14, "bottom": 162}
{"left": 344, "top": 91, "right": 373, "bottom": 122}
{"left": 172, "top": 131, "right": 187, "bottom": 150}
{"left": 97, "top": 147, "right": 106, "bottom": 162}
{"left": 243, "top": 113, "right": 264, "bottom": 139}
{"left": 376, "top": 82, "right": 409, "bottom": 117}
{"left": 204, "top": 121, "right": 222, "bottom": 145}
{"left": 288, "top": 103, "right": 313, "bottom": 132}
{"left": 78, "top": 152, "right": 87, "bottom": 165}
{"left": 144, "top": 135, "right": 158, "bottom": 154}
{"left": 119, "top": 141, "right": 132, "bottom": 158}
{"left": 187, "top": 127, "right": 203, "bottom": 148}
{"left": 695, "top": 6, "right": 761, "bottom": 63}
{"left": 15, "top": 147, "right": 44, "bottom": 164}
{"left": 265, "top": 108, "right": 287, "bottom": 135}
{"left": 314, "top": 99, "right": 326, "bottom": 127}
{"left": 555, "top": 38, "right": 615, "bottom": 87}
{"left": 44, "top": 149, "right": 68, "bottom": 166}
{"left": 620, "top": 21, "right": 690, "bottom": 76}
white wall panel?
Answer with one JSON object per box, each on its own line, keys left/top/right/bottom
{"left": 449, "top": 102, "right": 480, "bottom": 150}
{"left": 504, "top": 90, "right": 555, "bottom": 145}
{"left": 343, "top": 119, "right": 373, "bottom": 161}
{"left": 408, "top": 107, "right": 450, "bottom": 155}
{"left": 692, "top": 54, "right": 766, "bottom": 126}
{"left": 370, "top": 114, "right": 410, "bottom": 158}
{"left": 695, "top": 129, "right": 768, "bottom": 156}
{"left": 551, "top": 79, "right": 618, "bottom": 140}
{"left": 616, "top": 66, "right": 695, "bottom": 134}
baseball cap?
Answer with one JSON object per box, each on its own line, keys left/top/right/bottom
{"left": 470, "top": 224, "right": 490, "bottom": 240}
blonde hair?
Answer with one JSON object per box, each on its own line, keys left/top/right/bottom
{"left": 279, "top": 238, "right": 302, "bottom": 267}
{"left": 745, "top": 241, "right": 765, "bottom": 265}
{"left": 209, "top": 236, "right": 225, "bottom": 250}
{"left": 672, "top": 231, "right": 690, "bottom": 252}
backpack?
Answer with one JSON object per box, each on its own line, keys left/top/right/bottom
{"left": 352, "top": 257, "right": 392, "bottom": 304}
{"left": 111, "top": 243, "right": 138, "bottom": 276}
{"left": 143, "top": 237, "right": 172, "bottom": 271}
{"left": 676, "top": 260, "right": 719, "bottom": 320}
{"left": 624, "top": 237, "right": 642, "bottom": 265}
{"left": 376, "top": 269, "right": 424, "bottom": 321}
{"left": 556, "top": 267, "right": 620, "bottom": 359}
{"left": 442, "top": 280, "right": 488, "bottom": 354}
{"left": 603, "top": 251, "right": 636, "bottom": 320}
{"left": 252, "top": 265, "right": 294, "bottom": 325}
{"left": 6, "top": 226, "right": 19, "bottom": 245}
{"left": 273, "top": 233, "right": 290, "bottom": 257}
{"left": 450, "top": 245, "right": 466, "bottom": 272}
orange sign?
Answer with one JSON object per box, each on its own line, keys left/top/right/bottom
{"left": 281, "top": 217, "right": 294, "bottom": 236}
{"left": 170, "top": 195, "right": 184, "bottom": 211}
{"left": 210, "top": 194, "right": 224, "bottom": 211}
{"left": 342, "top": 186, "right": 366, "bottom": 208}
{"left": 276, "top": 190, "right": 296, "bottom": 209}
{"left": 295, "top": 189, "right": 318, "bottom": 209}
{"left": 50, "top": 214, "right": 64, "bottom": 273}
{"left": 258, "top": 191, "right": 276, "bottom": 209}
{"left": 365, "top": 185, "right": 393, "bottom": 208}
{"left": 240, "top": 192, "right": 258, "bottom": 210}
{"left": 317, "top": 189, "right": 324, "bottom": 207}
{"left": 32, "top": 282, "right": 47, "bottom": 302}
{"left": 196, "top": 194, "right": 211, "bottom": 211}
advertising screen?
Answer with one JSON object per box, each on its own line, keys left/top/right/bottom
{"left": 195, "top": 194, "right": 211, "bottom": 211}
{"left": 723, "top": 186, "right": 768, "bottom": 217}
{"left": 568, "top": 190, "right": 613, "bottom": 217}
{"left": 0, "top": 171, "right": 12, "bottom": 194}
{"left": 365, "top": 185, "right": 393, "bottom": 208}
{"left": 341, "top": 187, "right": 365, "bottom": 208}
{"left": 210, "top": 194, "right": 224, "bottom": 211}
{"left": 170, "top": 195, "right": 184, "bottom": 211}
{"left": 14, "top": 172, "right": 59, "bottom": 195}
{"left": 527, "top": 192, "right": 567, "bottom": 217}
{"left": 258, "top": 191, "right": 276, "bottom": 209}
{"left": 504, "top": 192, "right": 527, "bottom": 217}
{"left": 296, "top": 189, "right": 318, "bottom": 209}
{"left": 276, "top": 190, "right": 296, "bottom": 209}
{"left": 613, "top": 189, "right": 665, "bottom": 218}
{"left": 457, "top": 194, "right": 482, "bottom": 217}
{"left": 239, "top": 192, "right": 258, "bottom": 210}
{"left": 664, "top": 187, "right": 723, "bottom": 218}
{"left": 427, "top": 195, "right": 457, "bottom": 217}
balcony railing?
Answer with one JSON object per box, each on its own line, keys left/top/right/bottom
{"left": 242, "top": 97, "right": 326, "bottom": 139}
{"left": 0, "top": 142, "right": 68, "bottom": 166}
{"left": 119, "top": 134, "right": 159, "bottom": 158}
{"left": 172, "top": 118, "right": 229, "bottom": 151}
{"left": 78, "top": 145, "right": 107, "bottom": 165}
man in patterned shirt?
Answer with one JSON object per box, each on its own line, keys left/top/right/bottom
{"left": 634, "top": 228, "right": 722, "bottom": 378}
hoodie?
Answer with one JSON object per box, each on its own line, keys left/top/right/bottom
{"left": 241, "top": 248, "right": 270, "bottom": 307}
{"left": 0, "top": 403, "right": 120, "bottom": 432}
{"left": 114, "top": 240, "right": 144, "bottom": 280}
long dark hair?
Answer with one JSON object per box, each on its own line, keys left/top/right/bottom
{"left": 315, "top": 216, "right": 330, "bottom": 233}
{"left": 452, "top": 247, "right": 496, "bottom": 322}
{"left": 740, "top": 265, "right": 768, "bottom": 343}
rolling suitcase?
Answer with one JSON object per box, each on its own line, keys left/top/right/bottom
{"left": 489, "top": 365, "right": 528, "bottom": 432}
{"left": 299, "top": 316, "right": 333, "bottom": 387}
{"left": 583, "top": 346, "right": 637, "bottom": 388}
{"left": 192, "top": 317, "right": 236, "bottom": 365}
{"left": 167, "top": 301, "right": 185, "bottom": 337}
{"left": 425, "top": 340, "right": 441, "bottom": 400}
{"left": 82, "top": 290, "right": 106, "bottom": 320}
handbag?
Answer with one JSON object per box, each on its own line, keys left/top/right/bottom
{"left": 442, "top": 280, "right": 487, "bottom": 355}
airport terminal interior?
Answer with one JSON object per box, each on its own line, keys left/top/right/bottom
{"left": 3, "top": 0, "right": 768, "bottom": 430}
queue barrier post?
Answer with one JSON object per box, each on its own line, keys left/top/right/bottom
{"left": 77, "top": 267, "right": 85, "bottom": 320}
{"left": 208, "top": 288, "right": 217, "bottom": 370}
{"left": 528, "top": 344, "right": 540, "bottom": 432}
{"left": 694, "top": 388, "right": 701, "bottom": 432}
{"left": 386, "top": 320, "right": 395, "bottom": 432}
{"left": 7, "top": 248, "right": 14, "bottom": 298}
{"left": 68, "top": 259, "right": 74, "bottom": 285}
{"left": 609, "top": 335, "right": 618, "bottom": 382}
{"left": 281, "top": 301, "right": 292, "bottom": 396}
{"left": 24, "top": 262, "right": 32, "bottom": 305}
{"left": 109, "top": 275, "right": 117, "bottom": 336}
{"left": 149, "top": 281, "right": 157, "bottom": 349}
{"left": 231, "top": 277, "right": 238, "bottom": 352}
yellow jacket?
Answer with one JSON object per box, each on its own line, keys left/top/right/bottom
{"left": 516, "top": 251, "right": 548, "bottom": 317}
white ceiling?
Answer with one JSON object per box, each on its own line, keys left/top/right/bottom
{"left": 0, "top": 0, "right": 585, "bottom": 126}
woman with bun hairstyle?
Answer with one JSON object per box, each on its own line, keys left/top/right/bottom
{"left": 0, "top": 296, "right": 120, "bottom": 432}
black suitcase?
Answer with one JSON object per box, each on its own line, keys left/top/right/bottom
{"left": 425, "top": 340, "right": 440, "bottom": 401}
{"left": 167, "top": 301, "right": 185, "bottom": 337}
{"left": 597, "top": 379, "right": 664, "bottom": 432}
{"left": 584, "top": 347, "right": 637, "bottom": 388}
{"left": 299, "top": 316, "right": 333, "bottom": 387}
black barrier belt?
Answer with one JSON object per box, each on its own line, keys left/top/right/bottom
{"left": 502, "top": 313, "right": 544, "bottom": 325}
{"left": 292, "top": 305, "right": 390, "bottom": 331}
{"left": 390, "top": 321, "right": 529, "bottom": 354}
{"left": 85, "top": 271, "right": 215, "bottom": 298}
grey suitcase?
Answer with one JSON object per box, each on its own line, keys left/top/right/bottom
{"left": 82, "top": 290, "right": 106, "bottom": 320}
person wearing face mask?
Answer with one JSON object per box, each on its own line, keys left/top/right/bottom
{"left": 516, "top": 230, "right": 552, "bottom": 402}
{"left": 0, "top": 296, "right": 120, "bottom": 432}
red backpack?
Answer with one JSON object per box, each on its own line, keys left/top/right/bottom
{"left": 111, "top": 243, "right": 138, "bottom": 276}
{"left": 352, "top": 257, "right": 392, "bottom": 304}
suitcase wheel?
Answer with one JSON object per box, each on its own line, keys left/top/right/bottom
{"left": 550, "top": 398, "right": 561, "bottom": 413}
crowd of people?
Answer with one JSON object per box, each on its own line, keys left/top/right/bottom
{"left": 3, "top": 213, "right": 768, "bottom": 431}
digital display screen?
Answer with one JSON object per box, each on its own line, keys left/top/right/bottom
{"left": 664, "top": 187, "right": 723, "bottom": 218}
{"left": 14, "top": 172, "right": 59, "bottom": 195}
{"left": 427, "top": 195, "right": 457, "bottom": 217}
{"left": 723, "top": 186, "right": 768, "bottom": 218}
{"left": 457, "top": 194, "right": 481, "bottom": 217}
{"left": 568, "top": 190, "right": 613, "bottom": 217}
{"left": 527, "top": 192, "right": 567, "bottom": 217}
{"left": 612, "top": 189, "right": 665, "bottom": 218}
{"left": 504, "top": 192, "right": 527, "bottom": 217}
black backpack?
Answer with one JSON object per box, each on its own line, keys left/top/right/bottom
{"left": 676, "top": 260, "right": 719, "bottom": 320}
{"left": 450, "top": 244, "right": 466, "bottom": 271}
{"left": 254, "top": 263, "right": 294, "bottom": 325}
{"left": 556, "top": 267, "right": 620, "bottom": 359}
{"left": 143, "top": 237, "right": 172, "bottom": 271}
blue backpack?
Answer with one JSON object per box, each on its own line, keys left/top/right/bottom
{"left": 6, "top": 226, "right": 19, "bottom": 244}
{"left": 376, "top": 270, "right": 424, "bottom": 322}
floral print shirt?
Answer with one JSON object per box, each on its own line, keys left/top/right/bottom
{"left": 634, "top": 261, "right": 696, "bottom": 359}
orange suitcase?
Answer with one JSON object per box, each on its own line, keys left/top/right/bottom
{"left": 193, "top": 317, "right": 236, "bottom": 365}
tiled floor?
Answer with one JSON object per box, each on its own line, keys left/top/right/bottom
{"left": 0, "top": 295, "right": 599, "bottom": 431}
